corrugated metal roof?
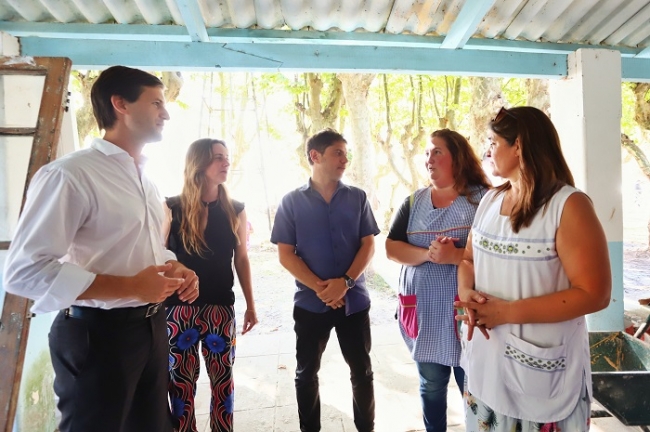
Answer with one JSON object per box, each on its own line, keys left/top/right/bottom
{"left": 1, "top": 0, "right": 648, "bottom": 50}
{"left": 1, "top": 0, "right": 650, "bottom": 77}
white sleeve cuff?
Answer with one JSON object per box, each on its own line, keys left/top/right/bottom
{"left": 164, "top": 249, "right": 177, "bottom": 263}
{"left": 31, "top": 263, "right": 96, "bottom": 314}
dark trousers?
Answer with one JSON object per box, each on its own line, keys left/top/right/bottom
{"left": 49, "top": 308, "right": 172, "bottom": 432}
{"left": 293, "top": 305, "right": 375, "bottom": 432}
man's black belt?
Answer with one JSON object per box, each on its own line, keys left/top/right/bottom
{"left": 64, "top": 303, "right": 163, "bottom": 321}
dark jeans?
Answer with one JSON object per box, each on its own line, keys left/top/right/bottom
{"left": 49, "top": 308, "right": 172, "bottom": 432}
{"left": 416, "top": 362, "right": 464, "bottom": 432}
{"left": 293, "top": 305, "right": 375, "bottom": 432}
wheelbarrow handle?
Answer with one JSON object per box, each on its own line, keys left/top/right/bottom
{"left": 633, "top": 305, "right": 650, "bottom": 340}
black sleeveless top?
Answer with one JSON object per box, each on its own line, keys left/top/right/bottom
{"left": 165, "top": 196, "right": 244, "bottom": 307}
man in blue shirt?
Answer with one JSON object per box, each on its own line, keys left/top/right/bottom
{"left": 271, "top": 129, "right": 379, "bottom": 432}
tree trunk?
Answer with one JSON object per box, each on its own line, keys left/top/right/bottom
{"left": 338, "top": 73, "right": 378, "bottom": 208}
{"left": 72, "top": 71, "right": 99, "bottom": 144}
{"left": 161, "top": 72, "right": 183, "bottom": 103}
{"left": 632, "top": 83, "right": 650, "bottom": 128}
{"left": 294, "top": 73, "right": 343, "bottom": 174}
{"left": 525, "top": 79, "right": 550, "bottom": 116}
{"left": 629, "top": 83, "right": 650, "bottom": 249}
{"left": 467, "top": 77, "right": 504, "bottom": 155}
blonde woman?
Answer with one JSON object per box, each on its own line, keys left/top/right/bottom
{"left": 165, "top": 138, "right": 257, "bottom": 432}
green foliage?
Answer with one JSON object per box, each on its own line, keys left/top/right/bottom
{"left": 258, "top": 72, "right": 306, "bottom": 95}
{"left": 368, "top": 74, "right": 475, "bottom": 144}
{"left": 622, "top": 82, "right": 639, "bottom": 137}
{"left": 501, "top": 78, "right": 527, "bottom": 107}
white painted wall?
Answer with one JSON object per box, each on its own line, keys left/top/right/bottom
{"left": 549, "top": 48, "right": 624, "bottom": 331}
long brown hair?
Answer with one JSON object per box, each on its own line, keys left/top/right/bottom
{"left": 430, "top": 129, "right": 491, "bottom": 204}
{"left": 179, "top": 138, "right": 240, "bottom": 256}
{"left": 489, "top": 106, "right": 574, "bottom": 232}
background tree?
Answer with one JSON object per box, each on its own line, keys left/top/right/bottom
{"left": 525, "top": 79, "right": 550, "bottom": 115}
{"left": 70, "top": 71, "right": 99, "bottom": 144}
{"left": 292, "top": 73, "right": 344, "bottom": 173}
{"left": 622, "top": 83, "right": 650, "bottom": 249}
{"left": 467, "top": 77, "right": 504, "bottom": 154}
{"left": 339, "top": 73, "right": 377, "bottom": 207}
{"left": 429, "top": 76, "right": 463, "bottom": 129}
{"left": 71, "top": 71, "right": 184, "bottom": 146}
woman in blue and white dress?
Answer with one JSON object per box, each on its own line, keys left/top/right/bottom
{"left": 456, "top": 106, "right": 612, "bottom": 432}
{"left": 386, "top": 129, "right": 490, "bottom": 432}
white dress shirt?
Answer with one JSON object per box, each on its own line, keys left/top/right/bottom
{"left": 3, "top": 138, "right": 176, "bottom": 314}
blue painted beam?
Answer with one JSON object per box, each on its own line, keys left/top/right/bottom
{"left": 622, "top": 57, "right": 650, "bottom": 82}
{"left": 0, "top": 22, "right": 192, "bottom": 41}
{"left": 0, "top": 22, "right": 642, "bottom": 57}
{"left": 465, "top": 38, "right": 638, "bottom": 58}
{"left": 18, "top": 37, "right": 568, "bottom": 78}
{"left": 173, "top": 0, "right": 208, "bottom": 43}
{"left": 636, "top": 46, "right": 650, "bottom": 59}
{"left": 441, "top": 0, "right": 496, "bottom": 50}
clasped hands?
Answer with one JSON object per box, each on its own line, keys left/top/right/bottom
{"left": 133, "top": 261, "right": 199, "bottom": 304}
{"left": 316, "top": 277, "right": 347, "bottom": 309}
{"left": 428, "top": 236, "right": 460, "bottom": 264}
{"left": 454, "top": 291, "right": 509, "bottom": 341}
{"left": 164, "top": 260, "right": 200, "bottom": 304}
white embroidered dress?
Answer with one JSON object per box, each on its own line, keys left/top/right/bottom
{"left": 461, "top": 185, "right": 592, "bottom": 423}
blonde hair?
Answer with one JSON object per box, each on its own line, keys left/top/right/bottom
{"left": 179, "top": 138, "right": 240, "bottom": 256}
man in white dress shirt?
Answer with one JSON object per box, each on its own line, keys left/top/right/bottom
{"left": 3, "top": 66, "right": 199, "bottom": 432}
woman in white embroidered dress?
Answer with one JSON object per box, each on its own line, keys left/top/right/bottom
{"left": 455, "top": 106, "right": 611, "bottom": 431}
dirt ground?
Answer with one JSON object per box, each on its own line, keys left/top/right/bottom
{"left": 234, "top": 241, "right": 650, "bottom": 337}
{"left": 623, "top": 246, "right": 650, "bottom": 302}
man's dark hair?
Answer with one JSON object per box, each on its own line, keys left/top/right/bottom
{"left": 305, "top": 128, "right": 347, "bottom": 165}
{"left": 90, "top": 66, "right": 164, "bottom": 130}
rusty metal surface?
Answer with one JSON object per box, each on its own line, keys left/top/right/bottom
{"left": 590, "top": 331, "right": 650, "bottom": 425}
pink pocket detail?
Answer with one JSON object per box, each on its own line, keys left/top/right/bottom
{"left": 399, "top": 294, "right": 418, "bottom": 339}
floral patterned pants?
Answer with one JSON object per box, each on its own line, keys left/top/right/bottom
{"left": 167, "top": 304, "right": 236, "bottom": 432}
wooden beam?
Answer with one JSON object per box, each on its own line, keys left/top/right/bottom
{"left": 19, "top": 37, "right": 568, "bottom": 78}
{"left": 174, "top": 0, "right": 209, "bottom": 42}
{"left": 0, "top": 57, "right": 48, "bottom": 75}
{"left": 0, "top": 127, "right": 36, "bottom": 136}
{"left": 0, "top": 56, "right": 72, "bottom": 432}
{"left": 0, "top": 22, "right": 642, "bottom": 56}
{"left": 440, "top": 0, "right": 496, "bottom": 49}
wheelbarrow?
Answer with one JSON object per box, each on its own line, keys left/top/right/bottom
{"left": 589, "top": 307, "right": 650, "bottom": 431}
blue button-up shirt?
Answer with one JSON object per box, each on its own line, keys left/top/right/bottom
{"left": 271, "top": 180, "right": 380, "bottom": 315}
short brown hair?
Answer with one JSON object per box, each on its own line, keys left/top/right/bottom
{"left": 305, "top": 128, "right": 346, "bottom": 165}
{"left": 90, "top": 66, "right": 163, "bottom": 130}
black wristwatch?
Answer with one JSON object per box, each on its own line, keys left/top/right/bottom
{"left": 343, "top": 274, "right": 356, "bottom": 289}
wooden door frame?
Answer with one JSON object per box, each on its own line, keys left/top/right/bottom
{"left": 0, "top": 56, "right": 72, "bottom": 432}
